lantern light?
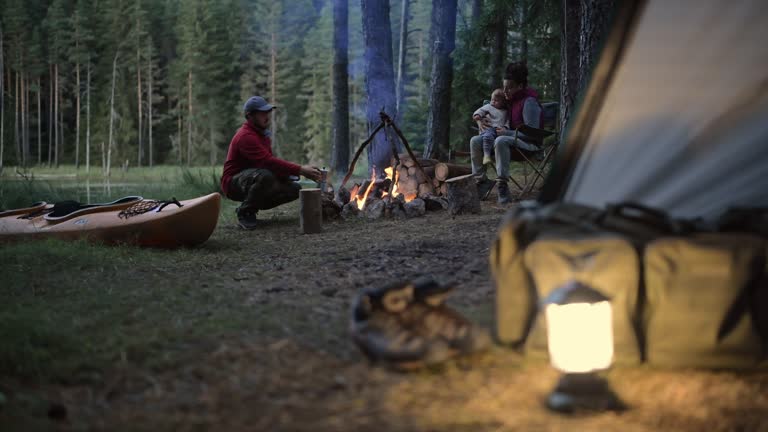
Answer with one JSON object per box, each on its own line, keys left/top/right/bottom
{"left": 542, "top": 281, "right": 625, "bottom": 413}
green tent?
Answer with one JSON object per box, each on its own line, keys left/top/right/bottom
{"left": 494, "top": 0, "right": 768, "bottom": 369}
{"left": 542, "top": 0, "right": 768, "bottom": 219}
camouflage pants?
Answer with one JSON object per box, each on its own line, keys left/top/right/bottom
{"left": 228, "top": 168, "right": 301, "bottom": 212}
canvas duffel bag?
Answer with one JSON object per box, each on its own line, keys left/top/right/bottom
{"left": 644, "top": 233, "right": 766, "bottom": 368}
{"left": 522, "top": 233, "right": 643, "bottom": 365}
{"left": 491, "top": 201, "right": 767, "bottom": 369}
{"left": 491, "top": 202, "right": 606, "bottom": 348}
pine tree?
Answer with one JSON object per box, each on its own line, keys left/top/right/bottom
{"left": 4, "top": 0, "right": 31, "bottom": 166}
{"left": 361, "top": 0, "right": 398, "bottom": 173}
{"left": 423, "top": 0, "right": 457, "bottom": 160}
{"left": 71, "top": 0, "right": 95, "bottom": 169}
{"left": 174, "top": 0, "right": 202, "bottom": 165}
{"left": 28, "top": 27, "right": 46, "bottom": 166}
{"left": 0, "top": 20, "right": 4, "bottom": 171}
{"left": 331, "top": 0, "right": 350, "bottom": 176}
{"left": 44, "top": 0, "right": 69, "bottom": 167}
{"left": 302, "top": 4, "right": 333, "bottom": 166}
{"left": 198, "top": 0, "right": 242, "bottom": 165}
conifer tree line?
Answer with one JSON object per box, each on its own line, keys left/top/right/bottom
{"left": 0, "top": 0, "right": 562, "bottom": 174}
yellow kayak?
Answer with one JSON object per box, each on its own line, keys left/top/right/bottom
{"left": 0, "top": 193, "right": 221, "bottom": 248}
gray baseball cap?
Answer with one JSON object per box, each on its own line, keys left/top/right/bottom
{"left": 243, "top": 96, "right": 275, "bottom": 113}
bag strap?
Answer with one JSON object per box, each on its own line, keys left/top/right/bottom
{"left": 600, "top": 201, "right": 695, "bottom": 240}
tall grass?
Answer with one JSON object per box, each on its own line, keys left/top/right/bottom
{"left": 179, "top": 167, "right": 222, "bottom": 197}
{"left": 0, "top": 166, "right": 222, "bottom": 210}
{"left": 0, "top": 175, "right": 69, "bottom": 210}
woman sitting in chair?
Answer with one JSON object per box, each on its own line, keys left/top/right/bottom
{"left": 470, "top": 61, "right": 543, "bottom": 204}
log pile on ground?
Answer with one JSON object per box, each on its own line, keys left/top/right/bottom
{"left": 391, "top": 154, "right": 472, "bottom": 199}
{"left": 324, "top": 154, "right": 477, "bottom": 221}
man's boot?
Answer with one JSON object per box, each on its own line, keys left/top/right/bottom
{"left": 496, "top": 178, "right": 511, "bottom": 204}
{"left": 236, "top": 207, "right": 260, "bottom": 230}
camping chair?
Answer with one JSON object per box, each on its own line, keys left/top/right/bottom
{"left": 503, "top": 102, "right": 559, "bottom": 199}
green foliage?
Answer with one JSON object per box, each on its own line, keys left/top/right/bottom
{"left": 0, "top": 0, "right": 560, "bottom": 171}
{"left": 179, "top": 166, "right": 221, "bottom": 196}
{"left": 448, "top": 0, "right": 561, "bottom": 153}
{"left": 0, "top": 173, "right": 68, "bottom": 210}
{"left": 301, "top": 3, "right": 333, "bottom": 166}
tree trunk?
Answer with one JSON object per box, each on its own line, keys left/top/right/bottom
{"left": 137, "top": 39, "right": 143, "bottom": 167}
{"left": 395, "top": 0, "right": 410, "bottom": 121}
{"left": 559, "top": 0, "right": 582, "bottom": 141}
{"left": 0, "top": 23, "right": 3, "bottom": 172}
{"left": 488, "top": 4, "right": 507, "bottom": 89}
{"left": 177, "top": 108, "right": 182, "bottom": 166}
{"left": 578, "top": 0, "right": 616, "bottom": 95}
{"left": 423, "top": 0, "right": 457, "bottom": 160}
{"left": 331, "top": 0, "right": 350, "bottom": 176}
{"left": 187, "top": 70, "right": 192, "bottom": 166}
{"left": 519, "top": 0, "right": 529, "bottom": 64}
{"left": 418, "top": 28, "right": 424, "bottom": 101}
{"left": 107, "top": 53, "right": 118, "bottom": 178}
{"left": 270, "top": 30, "right": 278, "bottom": 154}
{"left": 54, "top": 63, "right": 59, "bottom": 167}
{"left": 209, "top": 114, "right": 215, "bottom": 165}
{"left": 148, "top": 41, "right": 153, "bottom": 167}
{"left": 14, "top": 71, "right": 20, "bottom": 165}
{"left": 361, "top": 0, "right": 398, "bottom": 173}
{"left": 75, "top": 62, "right": 81, "bottom": 169}
{"left": 86, "top": 60, "right": 91, "bottom": 174}
{"left": 471, "top": 0, "right": 483, "bottom": 22}
{"left": 48, "top": 65, "right": 53, "bottom": 166}
{"left": 21, "top": 71, "right": 28, "bottom": 166}
{"left": 37, "top": 78, "right": 41, "bottom": 166}
{"left": 58, "top": 72, "right": 63, "bottom": 168}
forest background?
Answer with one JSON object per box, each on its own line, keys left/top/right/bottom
{"left": 0, "top": 0, "right": 561, "bottom": 177}
{"left": 0, "top": 0, "right": 573, "bottom": 178}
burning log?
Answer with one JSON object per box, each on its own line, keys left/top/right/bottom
{"left": 386, "top": 199, "right": 407, "bottom": 219}
{"left": 341, "top": 201, "right": 360, "bottom": 219}
{"left": 322, "top": 192, "right": 342, "bottom": 221}
{"left": 364, "top": 198, "right": 386, "bottom": 220}
{"left": 403, "top": 198, "right": 426, "bottom": 218}
{"left": 445, "top": 174, "right": 481, "bottom": 216}
{"left": 334, "top": 185, "right": 351, "bottom": 207}
{"left": 434, "top": 163, "right": 473, "bottom": 182}
{"left": 423, "top": 195, "right": 448, "bottom": 211}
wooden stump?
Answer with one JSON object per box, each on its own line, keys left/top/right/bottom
{"left": 300, "top": 188, "right": 322, "bottom": 234}
{"left": 445, "top": 174, "right": 481, "bottom": 216}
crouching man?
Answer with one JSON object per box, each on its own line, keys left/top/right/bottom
{"left": 221, "top": 96, "right": 322, "bottom": 229}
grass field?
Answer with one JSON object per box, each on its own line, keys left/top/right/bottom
{"left": 1, "top": 165, "right": 766, "bottom": 431}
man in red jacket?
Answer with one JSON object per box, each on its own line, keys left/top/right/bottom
{"left": 221, "top": 96, "right": 322, "bottom": 229}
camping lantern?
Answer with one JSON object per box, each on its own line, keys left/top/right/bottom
{"left": 542, "top": 281, "right": 624, "bottom": 413}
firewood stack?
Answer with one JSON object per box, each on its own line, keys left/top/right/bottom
{"left": 391, "top": 154, "right": 472, "bottom": 199}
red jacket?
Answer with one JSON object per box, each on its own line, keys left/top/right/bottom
{"left": 220, "top": 122, "right": 301, "bottom": 197}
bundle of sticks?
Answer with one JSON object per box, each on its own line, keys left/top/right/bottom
{"left": 339, "top": 111, "right": 473, "bottom": 201}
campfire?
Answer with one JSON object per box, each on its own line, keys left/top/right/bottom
{"left": 337, "top": 157, "right": 438, "bottom": 220}
{"left": 319, "top": 111, "right": 481, "bottom": 221}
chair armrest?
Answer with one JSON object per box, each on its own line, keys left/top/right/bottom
{"left": 516, "top": 124, "right": 555, "bottom": 141}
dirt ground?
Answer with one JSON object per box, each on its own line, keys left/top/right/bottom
{"left": 2, "top": 196, "right": 768, "bottom": 431}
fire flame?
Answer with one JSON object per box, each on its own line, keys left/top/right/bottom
{"left": 385, "top": 167, "right": 400, "bottom": 199}
{"left": 350, "top": 164, "right": 416, "bottom": 211}
{"left": 356, "top": 169, "right": 377, "bottom": 210}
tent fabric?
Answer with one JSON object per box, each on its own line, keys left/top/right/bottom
{"left": 562, "top": 0, "right": 768, "bottom": 219}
